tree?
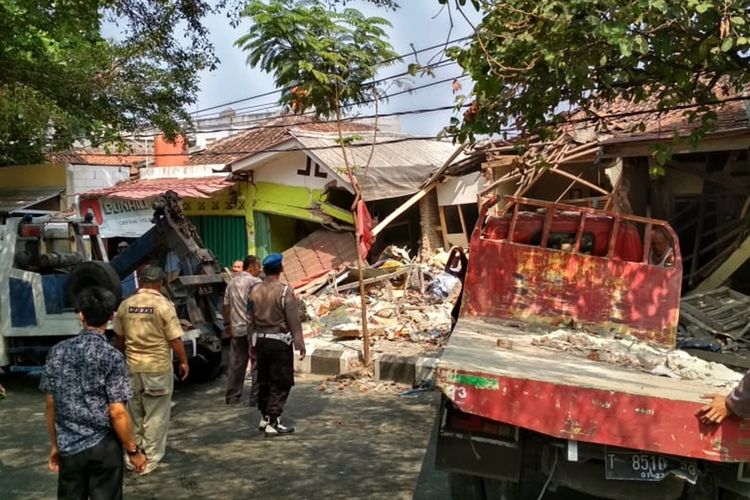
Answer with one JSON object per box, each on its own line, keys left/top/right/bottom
{"left": 441, "top": 0, "right": 750, "bottom": 146}
{"left": 0, "top": 0, "right": 217, "bottom": 165}
{"left": 236, "top": 0, "right": 400, "bottom": 365}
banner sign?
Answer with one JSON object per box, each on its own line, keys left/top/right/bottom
{"left": 79, "top": 197, "right": 154, "bottom": 238}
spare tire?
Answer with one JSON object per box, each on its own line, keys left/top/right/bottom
{"left": 66, "top": 261, "right": 123, "bottom": 306}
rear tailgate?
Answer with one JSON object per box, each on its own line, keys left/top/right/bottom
{"left": 437, "top": 317, "right": 750, "bottom": 463}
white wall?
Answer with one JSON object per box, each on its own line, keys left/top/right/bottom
{"left": 67, "top": 164, "right": 131, "bottom": 211}
{"left": 437, "top": 172, "right": 484, "bottom": 206}
{"left": 253, "top": 151, "right": 340, "bottom": 190}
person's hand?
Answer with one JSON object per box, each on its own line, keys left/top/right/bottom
{"left": 48, "top": 446, "right": 59, "bottom": 472}
{"left": 129, "top": 452, "right": 147, "bottom": 473}
{"left": 696, "top": 394, "right": 731, "bottom": 424}
{"left": 299, "top": 348, "right": 306, "bottom": 361}
{"left": 179, "top": 362, "right": 190, "bottom": 381}
{"left": 249, "top": 346, "right": 257, "bottom": 362}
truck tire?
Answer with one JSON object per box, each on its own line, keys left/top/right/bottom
{"left": 66, "top": 261, "right": 122, "bottom": 305}
{"left": 449, "top": 473, "right": 520, "bottom": 500}
{"left": 187, "top": 345, "right": 223, "bottom": 382}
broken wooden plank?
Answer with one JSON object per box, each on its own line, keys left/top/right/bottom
{"left": 694, "top": 234, "right": 750, "bottom": 292}
{"left": 371, "top": 184, "right": 435, "bottom": 237}
{"left": 334, "top": 267, "right": 411, "bottom": 292}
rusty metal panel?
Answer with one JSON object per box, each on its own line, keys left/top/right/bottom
{"left": 438, "top": 367, "right": 750, "bottom": 462}
{"left": 463, "top": 197, "right": 683, "bottom": 347}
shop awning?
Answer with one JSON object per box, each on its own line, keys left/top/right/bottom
{"left": 80, "top": 176, "right": 234, "bottom": 200}
{"left": 0, "top": 187, "right": 64, "bottom": 214}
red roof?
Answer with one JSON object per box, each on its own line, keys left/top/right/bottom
{"left": 282, "top": 230, "right": 358, "bottom": 288}
{"left": 48, "top": 143, "right": 150, "bottom": 167}
{"left": 79, "top": 176, "right": 234, "bottom": 200}
{"left": 190, "top": 114, "right": 373, "bottom": 166}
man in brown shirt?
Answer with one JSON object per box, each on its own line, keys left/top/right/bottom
{"left": 114, "top": 265, "right": 189, "bottom": 474}
{"left": 249, "top": 253, "right": 306, "bottom": 436}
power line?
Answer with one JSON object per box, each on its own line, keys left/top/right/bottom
{"left": 199, "top": 58, "right": 461, "bottom": 120}
{"left": 62, "top": 134, "right": 460, "bottom": 159}
{"left": 190, "top": 35, "right": 472, "bottom": 117}
{"left": 125, "top": 74, "right": 470, "bottom": 139}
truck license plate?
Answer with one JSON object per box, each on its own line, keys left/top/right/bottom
{"left": 604, "top": 450, "right": 698, "bottom": 482}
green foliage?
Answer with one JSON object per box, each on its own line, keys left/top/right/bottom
{"left": 0, "top": 0, "right": 216, "bottom": 165}
{"left": 235, "top": 0, "right": 400, "bottom": 118}
{"left": 444, "top": 0, "right": 750, "bottom": 146}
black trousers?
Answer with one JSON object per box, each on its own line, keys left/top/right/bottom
{"left": 256, "top": 338, "right": 294, "bottom": 421}
{"left": 58, "top": 433, "right": 123, "bottom": 500}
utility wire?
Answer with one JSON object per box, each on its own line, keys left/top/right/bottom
{"left": 190, "top": 35, "right": 472, "bottom": 116}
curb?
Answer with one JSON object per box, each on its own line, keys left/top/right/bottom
{"left": 296, "top": 346, "right": 439, "bottom": 386}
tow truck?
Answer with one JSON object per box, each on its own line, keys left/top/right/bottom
{"left": 435, "top": 196, "right": 750, "bottom": 499}
{"left": 0, "top": 191, "right": 225, "bottom": 380}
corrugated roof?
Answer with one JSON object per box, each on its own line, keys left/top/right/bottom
{"left": 282, "top": 230, "right": 357, "bottom": 288}
{"left": 291, "top": 130, "right": 458, "bottom": 201}
{"left": 0, "top": 187, "right": 63, "bottom": 214}
{"left": 79, "top": 176, "right": 234, "bottom": 200}
{"left": 189, "top": 115, "right": 373, "bottom": 166}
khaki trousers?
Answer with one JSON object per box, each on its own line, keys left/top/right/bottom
{"left": 128, "top": 371, "right": 173, "bottom": 464}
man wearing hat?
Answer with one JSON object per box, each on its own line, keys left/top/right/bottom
{"left": 249, "top": 253, "right": 306, "bottom": 436}
{"left": 114, "top": 265, "right": 189, "bottom": 474}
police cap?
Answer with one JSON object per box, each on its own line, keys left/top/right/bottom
{"left": 262, "top": 253, "right": 283, "bottom": 274}
{"left": 140, "top": 265, "right": 165, "bottom": 284}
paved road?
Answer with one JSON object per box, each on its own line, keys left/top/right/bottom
{"left": 0, "top": 372, "right": 592, "bottom": 499}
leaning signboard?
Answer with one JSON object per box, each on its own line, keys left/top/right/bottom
{"left": 79, "top": 197, "right": 154, "bottom": 238}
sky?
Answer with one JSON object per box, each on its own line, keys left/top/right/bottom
{"left": 191, "top": 0, "right": 482, "bottom": 136}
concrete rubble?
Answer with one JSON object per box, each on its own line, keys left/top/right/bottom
{"left": 531, "top": 329, "right": 743, "bottom": 390}
{"left": 299, "top": 246, "right": 460, "bottom": 358}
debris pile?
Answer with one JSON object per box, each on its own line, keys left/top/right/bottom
{"left": 531, "top": 330, "right": 743, "bottom": 390}
{"left": 299, "top": 246, "right": 463, "bottom": 351}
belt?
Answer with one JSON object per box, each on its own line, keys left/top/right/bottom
{"left": 252, "top": 332, "right": 293, "bottom": 346}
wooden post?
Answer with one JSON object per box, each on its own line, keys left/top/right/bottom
{"left": 438, "top": 205, "right": 449, "bottom": 249}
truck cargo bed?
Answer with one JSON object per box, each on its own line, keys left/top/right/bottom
{"left": 437, "top": 317, "right": 750, "bottom": 462}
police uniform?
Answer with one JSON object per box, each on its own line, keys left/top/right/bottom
{"left": 114, "top": 266, "right": 183, "bottom": 467}
{"left": 249, "top": 253, "right": 305, "bottom": 436}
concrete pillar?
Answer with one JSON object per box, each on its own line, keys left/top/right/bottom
{"left": 419, "top": 189, "right": 442, "bottom": 261}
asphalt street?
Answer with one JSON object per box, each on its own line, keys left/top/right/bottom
{"left": 0, "top": 371, "right": 593, "bottom": 499}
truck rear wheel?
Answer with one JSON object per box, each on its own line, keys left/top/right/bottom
{"left": 449, "top": 473, "right": 520, "bottom": 500}
{"left": 66, "top": 261, "right": 122, "bottom": 305}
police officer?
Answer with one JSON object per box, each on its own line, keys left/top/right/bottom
{"left": 114, "top": 265, "right": 189, "bottom": 474}
{"left": 249, "top": 253, "right": 306, "bottom": 436}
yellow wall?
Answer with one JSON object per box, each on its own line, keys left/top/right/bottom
{"left": 181, "top": 181, "right": 353, "bottom": 256}
{"left": 0, "top": 163, "right": 67, "bottom": 189}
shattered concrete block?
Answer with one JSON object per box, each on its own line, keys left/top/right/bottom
{"left": 415, "top": 357, "right": 439, "bottom": 385}
{"left": 375, "top": 354, "right": 417, "bottom": 384}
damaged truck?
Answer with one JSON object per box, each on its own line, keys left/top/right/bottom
{"left": 0, "top": 191, "right": 225, "bottom": 380}
{"left": 435, "top": 196, "right": 750, "bottom": 499}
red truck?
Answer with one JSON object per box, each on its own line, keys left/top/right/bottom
{"left": 435, "top": 196, "right": 750, "bottom": 499}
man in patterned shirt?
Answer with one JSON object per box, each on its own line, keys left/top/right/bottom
{"left": 224, "top": 255, "right": 262, "bottom": 405}
{"left": 40, "top": 286, "right": 147, "bottom": 499}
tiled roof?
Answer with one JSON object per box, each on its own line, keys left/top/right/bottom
{"left": 79, "top": 176, "right": 234, "bottom": 200}
{"left": 281, "top": 229, "right": 358, "bottom": 288}
{"left": 565, "top": 93, "right": 750, "bottom": 145}
{"left": 189, "top": 115, "right": 373, "bottom": 166}
{"left": 48, "top": 142, "right": 149, "bottom": 167}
